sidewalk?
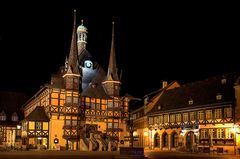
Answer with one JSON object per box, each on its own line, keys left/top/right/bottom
{"left": 144, "top": 149, "right": 240, "bottom": 158}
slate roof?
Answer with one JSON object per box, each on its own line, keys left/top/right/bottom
{"left": 148, "top": 73, "right": 238, "bottom": 115}
{"left": 25, "top": 106, "right": 49, "bottom": 122}
{"left": 78, "top": 49, "right": 110, "bottom": 99}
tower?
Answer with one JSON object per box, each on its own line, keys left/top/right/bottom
{"left": 77, "top": 19, "right": 88, "bottom": 54}
{"left": 62, "top": 10, "right": 82, "bottom": 150}
{"left": 102, "top": 22, "right": 123, "bottom": 145}
{"left": 102, "top": 21, "right": 121, "bottom": 97}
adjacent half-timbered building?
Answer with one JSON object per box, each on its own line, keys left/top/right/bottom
{"left": 22, "top": 11, "right": 129, "bottom": 151}
{"left": 132, "top": 73, "right": 240, "bottom": 154}
{"left": 21, "top": 106, "right": 49, "bottom": 150}
{"left": 0, "top": 91, "right": 28, "bottom": 150}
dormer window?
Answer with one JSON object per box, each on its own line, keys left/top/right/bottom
{"left": 0, "top": 111, "right": 6, "bottom": 121}
{"left": 221, "top": 76, "right": 227, "bottom": 84}
{"left": 11, "top": 112, "right": 18, "bottom": 121}
{"left": 188, "top": 98, "right": 193, "bottom": 105}
{"left": 216, "top": 93, "right": 222, "bottom": 100}
{"left": 84, "top": 60, "right": 93, "bottom": 69}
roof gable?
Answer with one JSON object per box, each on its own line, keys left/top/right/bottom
{"left": 25, "top": 106, "right": 49, "bottom": 122}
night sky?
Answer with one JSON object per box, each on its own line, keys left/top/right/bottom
{"left": 0, "top": 2, "right": 239, "bottom": 98}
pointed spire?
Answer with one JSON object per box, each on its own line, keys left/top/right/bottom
{"left": 67, "top": 9, "right": 79, "bottom": 74}
{"left": 106, "top": 21, "right": 119, "bottom": 81}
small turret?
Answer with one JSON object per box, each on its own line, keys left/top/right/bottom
{"left": 77, "top": 19, "right": 88, "bottom": 54}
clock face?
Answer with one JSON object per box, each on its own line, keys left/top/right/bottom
{"left": 85, "top": 60, "right": 92, "bottom": 68}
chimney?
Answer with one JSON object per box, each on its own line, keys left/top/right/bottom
{"left": 162, "top": 81, "right": 168, "bottom": 88}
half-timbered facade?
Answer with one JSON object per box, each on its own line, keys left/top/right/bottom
{"left": 21, "top": 106, "right": 49, "bottom": 150}
{"left": 22, "top": 11, "right": 129, "bottom": 151}
{"left": 132, "top": 74, "right": 240, "bottom": 154}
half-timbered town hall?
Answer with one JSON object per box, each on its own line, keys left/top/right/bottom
{"left": 20, "top": 11, "right": 129, "bottom": 151}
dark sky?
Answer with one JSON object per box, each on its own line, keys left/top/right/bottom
{"left": 0, "top": 2, "right": 239, "bottom": 98}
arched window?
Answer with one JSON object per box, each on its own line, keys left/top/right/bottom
{"left": 162, "top": 132, "right": 168, "bottom": 147}
{"left": 171, "top": 132, "right": 178, "bottom": 148}
{"left": 186, "top": 131, "right": 195, "bottom": 150}
{"left": 154, "top": 133, "right": 160, "bottom": 147}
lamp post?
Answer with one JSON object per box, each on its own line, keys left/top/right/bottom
{"left": 129, "top": 115, "right": 134, "bottom": 148}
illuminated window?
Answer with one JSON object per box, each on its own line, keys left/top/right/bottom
{"left": 206, "top": 110, "right": 212, "bottom": 120}
{"left": 170, "top": 114, "right": 175, "bottom": 123}
{"left": 216, "top": 93, "right": 222, "bottom": 100}
{"left": 51, "top": 99, "right": 58, "bottom": 106}
{"left": 11, "top": 113, "right": 18, "bottom": 121}
{"left": 0, "top": 111, "right": 6, "bottom": 121}
{"left": 200, "top": 129, "right": 208, "bottom": 139}
{"left": 51, "top": 93, "right": 58, "bottom": 98}
{"left": 159, "top": 115, "right": 163, "bottom": 124}
{"left": 149, "top": 117, "right": 153, "bottom": 125}
{"left": 198, "top": 111, "right": 204, "bottom": 120}
{"left": 225, "top": 128, "right": 233, "bottom": 139}
{"left": 60, "top": 100, "right": 64, "bottom": 106}
{"left": 224, "top": 107, "right": 232, "bottom": 118}
{"left": 66, "top": 96, "right": 72, "bottom": 103}
{"left": 91, "top": 103, "right": 95, "bottom": 109}
{"left": 114, "top": 122, "right": 119, "bottom": 128}
{"left": 216, "top": 128, "right": 224, "bottom": 139}
{"left": 190, "top": 112, "right": 195, "bottom": 121}
{"left": 108, "top": 100, "right": 113, "bottom": 108}
{"left": 188, "top": 98, "right": 193, "bottom": 105}
{"left": 209, "top": 129, "right": 215, "bottom": 138}
{"left": 102, "top": 99, "right": 107, "bottom": 104}
{"left": 154, "top": 116, "right": 159, "bottom": 124}
{"left": 176, "top": 114, "right": 181, "bottom": 122}
{"left": 85, "top": 97, "right": 90, "bottom": 102}
{"left": 101, "top": 105, "right": 106, "bottom": 110}
{"left": 73, "top": 97, "right": 78, "bottom": 104}
{"left": 114, "top": 102, "right": 119, "bottom": 107}
{"left": 60, "top": 93, "right": 65, "bottom": 99}
{"left": 96, "top": 103, "right": 100, "bottom": 109}
{"left": 65, "top": 120, "right": 71, "bottom": 126}
{"left": 163, "top": 114, "right": 168, "bottom": 123}
{"left": 183, "top": 113, "right": 188, "bottom": 122}
{"left": 108, "top": 123, "right": 112, "bottom": 128}
{"left": 43, "top": 122, "right": 48, "bottom": 130}
{"left": 72, "top": 120, "right": 77, "bottom": 126}
{"left": 132, "top": 114, "right": 136, "bottom": 120}
{"left": 22, "top": 122, "right": 27, "bottom": 131}
{"left": 221, "top": 77, "right": 226, "bottom": 84}
{"left": 215, "top": 109, "right": 222, "bottom": 119}
{"left": 36, "top": 122, "right": 42, "bottom": 130}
